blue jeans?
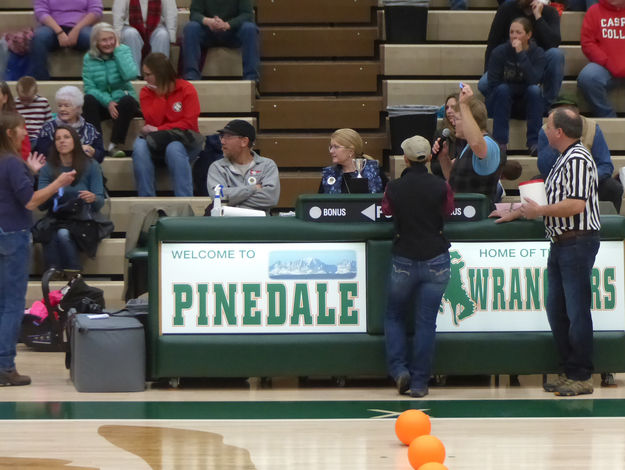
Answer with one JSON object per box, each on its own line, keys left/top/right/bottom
{"left": 43, "top": 228, "right": 81, "bottom": 271}
{"left": 28, "top": 25, "right": 92, "bottom": 80}
{"left": 182, "top": 21, "right": 259, "bottom": 81}
{"left": 384, "top": 252, "right": 451, "bottom": 391}
{"left": 478, "top": 48, "right": 564, "bottom": 112}
{"left": 132, "top": 138, "right": 202, "bottom": 196}
{"left": 566, "top": 0, "right": 598, "bottom": 9}
{"left": 546, "top": 233, "right": 600, "bottom": 381}
{"left": 0, "top": 229, "right": 31, "bottom": 371}
{"left": 449, "top": 0, "right": 467, "bottom": 9}
{"left": 0, "top": 38, "right": 7, "bottom": 80}
{"left": 487, "top": 83, "right": 543, "bottom": 147}
{"left": 577, "top": 62, "right": 625, "bottom": 118}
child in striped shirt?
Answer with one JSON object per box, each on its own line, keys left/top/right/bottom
{"left": 15, "top": 76, "right": 52, "bottom": 147}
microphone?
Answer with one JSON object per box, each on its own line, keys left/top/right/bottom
{"left": 433, "top": 128, "right": 451, "bottom": 157}
{"left": 440, "top": 128, "right": 451, "bottom": 144}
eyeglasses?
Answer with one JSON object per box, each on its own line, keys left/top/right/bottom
{"left": 329, "top": 144, "right": 347, "bottom": 151}
{"left": 220, "top": 133, "right": 242, "bottom": 140}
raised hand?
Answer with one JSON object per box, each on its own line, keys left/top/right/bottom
{"left": 26, "top": 152, "right": 46, "bottom": 174}
{"left": 459, "top": 83, "right": 474, "bottom": 103}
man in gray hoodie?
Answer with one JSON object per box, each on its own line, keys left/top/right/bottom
{"left": 207, "top": 119, "right": 280, "bottom": 213}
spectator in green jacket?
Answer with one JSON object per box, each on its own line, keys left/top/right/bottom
{"left": 82, "top": 22, "right": 139, "bottom": 158}
{"left": 182, "top": 0, "right": 259, "bottom": 83}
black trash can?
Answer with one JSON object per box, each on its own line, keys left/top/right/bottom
{"left": 387, "top": 105, "right": 439, "bottom": 155}
{"left": 384, "top": 0, "right": 429, "bottom": 44}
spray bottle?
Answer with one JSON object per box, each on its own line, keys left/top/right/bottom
{"left": 211, "top": 184, "right": 223, "bottom": 217}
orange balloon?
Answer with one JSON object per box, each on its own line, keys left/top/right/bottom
{"left": 408, "top": 435, "right": 445, "bottom": 469}
{"left": 418, "top": 463, "right": 448, "bottom": 470}
{"left": 395, "top": 409, "right": 431, "bottom": 445}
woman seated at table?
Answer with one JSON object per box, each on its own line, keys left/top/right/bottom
{"left": 35, "top": 125, "right": 107, "bottom": 278}
{"left": 34, "top": 86, "right": 106, "bottom": 163}
{"left": 318, "top": 128, "right": 387, "bottom": 194}
{"left": 82, "top": 22, "right": 139, "bottom": 158}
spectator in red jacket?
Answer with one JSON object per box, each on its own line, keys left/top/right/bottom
{"left": 577, "top": 0, "right": 625, "bottom": 117}
{"left": 132, "top": 52, "right": 203, "bottom": 196}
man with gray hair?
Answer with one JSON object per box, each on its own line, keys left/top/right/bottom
{"left": 495, "top": 107, "right": 601, "bottom": 396}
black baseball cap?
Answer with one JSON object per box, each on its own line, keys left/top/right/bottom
{"left": 217, "top": 119, "right": 256, "bottom": 142}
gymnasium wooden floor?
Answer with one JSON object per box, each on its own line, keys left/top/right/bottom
{"left": 2, "top": 346, "right": 625, "bottom": 469}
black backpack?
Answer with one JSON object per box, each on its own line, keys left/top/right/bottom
{"left": 58, "top": 275, "right": 105, "bottom": 315}
{"left": 21, "top": 270, "right": 105, "bottom": 351}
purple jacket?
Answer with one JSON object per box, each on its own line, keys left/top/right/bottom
{"left": 34, "top": 0, "right": 103, "bottom": 28}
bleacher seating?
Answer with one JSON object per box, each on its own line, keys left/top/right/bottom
{"left": 4, "top": 0, "right": 625, "bottom": 315}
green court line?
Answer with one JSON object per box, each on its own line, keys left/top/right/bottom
{"left": 2, "top": 399, "right": 625, "bottom": 420}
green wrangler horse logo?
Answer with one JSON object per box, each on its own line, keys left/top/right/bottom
{"left": 439, "top": 250, "right": 476, "bottom": 325}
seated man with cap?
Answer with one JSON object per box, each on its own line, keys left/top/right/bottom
{"left": 537, "top": 94, "right": 623, "bottom": 213}
{"left": 207, "top": 119, "right": 280, "bottom": 213}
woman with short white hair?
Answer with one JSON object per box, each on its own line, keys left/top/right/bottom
{"left": 112, "top": 0, "right": 178, "bottom": 71}
{"left": 82, "top": 22, "right": 139, "bottom": 157}
{"left": 34, "top": 86, "right": 106, "bottom": 163}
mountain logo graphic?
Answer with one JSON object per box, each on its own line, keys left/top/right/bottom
{"left": 439, "top": 250, "right": 476, "bottom": 325}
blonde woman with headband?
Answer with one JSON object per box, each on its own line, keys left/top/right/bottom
{"left": 82, "top": 22, "right": 139, "bottom": 157}
{"left": 319, "top": 128, "right": 387, "bottom": 194}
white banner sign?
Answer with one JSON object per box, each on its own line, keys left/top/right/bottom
{"left": 438, "top": 241, "right": 625, "bottom": 332}
{"left": 159, "top": 242, "right": 367, "bottom": 334}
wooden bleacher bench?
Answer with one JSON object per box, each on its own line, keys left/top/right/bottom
{"left": 384, "top": 80, "right": 625, "bottom": 116}
{"left": 378, "top": 11, "right": 584, "bottom": 43}
{"left": 42, "top": 45, "right": 242, "bottom": 79}
{"left": 260, "top": 61, "right": 380, "bottom": 94}
{"left": 101, "top": 157, "right": 319, "bottom": 207}
{"left": 256, "top": 96, "right": 384, "bottom": 130}
{"left": 107, "top": 197, "right": 211, "bottom": 233}
{"left": 256, "top": 133, "right": 387, "bottom": 168}
{"left": 8, "top": 80, "right": 254, "bottom": 115}
{"left": 98, "top": 116, "right": 256, "bottom": 152}
{"left": 260, "top": 26, "right": 379, "bottom": 58}
{"left": 381, "top": 44, "right": 586, "bottom": 78}
{"left": 29, "top": 238, "right": 124, "bottom": 276}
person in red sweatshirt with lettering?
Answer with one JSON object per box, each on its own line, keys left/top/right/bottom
{"left": 577, "top": 0, "right": 625, "bottom": 117}
{"left": 132, "top": 52, "right": 202, "bottom": 196}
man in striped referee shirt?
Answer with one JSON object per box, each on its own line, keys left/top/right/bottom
{"left": 497, "top": 107, "right": 601, "bottom": 396}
